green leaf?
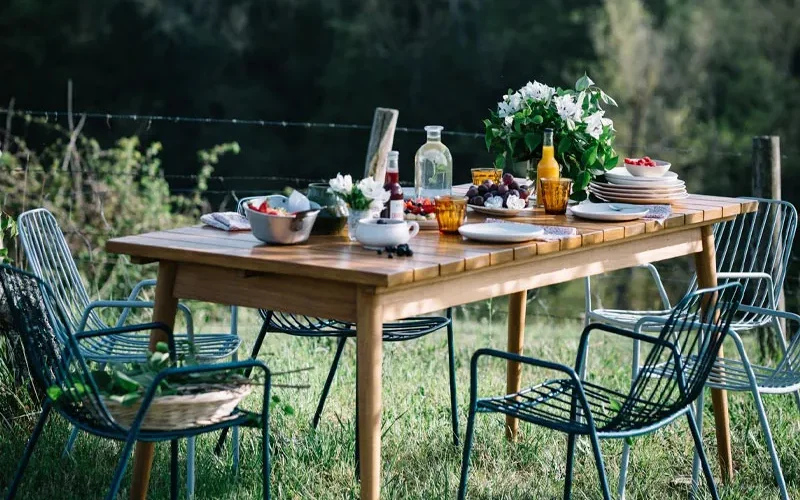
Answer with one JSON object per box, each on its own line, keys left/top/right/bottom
{"left": 484, "top": 128, "right": 493, "bottom": 151}
{"left": 624, "top": 436, "right": 635, "bottom": 446}
{"left": 609, "top": 399, "right": 623, "bottom": 413}
{"left": 113, "top": 371, "right": 142, "bottom": 392}
{"left": 557, "top": 136, "right": 572, "bottom": 157}
{"left": 482, "top": 119, "right": 491, "bottom": 127}
{"left": 494, "top": 153, "right": 506, "bottom": 169}
{"left": 581, "top": 145, "right": 598, "bottom": 168}
{"left": 575, "top": 73, "right": 594, "bottom": 91}
{"left": 524, "top": 133, "right": 541, "bottom": 153}
{"left": 93, "top": 371, "right": 113, "bottom": 392}
{"left": 282, "top": 404, "right": 295, "bottom": 416}
{"left": 155, "top": 341, "right": 170, "bottom": 354}
{"left": 600, "top": 91, "right": 618, "bottom": 107}
{"left": 532, "top": 114, "right": 544, "bottom": 124}
{"left": 47, "top": 386, "right": 63, "bottom": 401}
{"left": 576, "top": 171, "right": 591, "bottom": 190}
{"left": 109, "top": 393, "right": 142, "bottom": 407}
{"left": 271, "top": 394, "right": 281, "bottom": 404}
{"left": 606, "top": 155, "right": 620, "bottom": 169}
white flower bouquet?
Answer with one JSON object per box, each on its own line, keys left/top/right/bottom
{"left": 483, "top": 74, "right": 618, "bottom": 200}
{"left": 328, "top": 173, "right": 390, "bottom": 211}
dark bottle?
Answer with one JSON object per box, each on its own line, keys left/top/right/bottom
{"left": 383, "top": 151, "right": 404, "bottom": 220}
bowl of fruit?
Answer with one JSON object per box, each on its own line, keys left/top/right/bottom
{"left": 624, "top": 157, "right": 671, "bottom": 178}
{"left": 464, "top": 173, "right": 533, "bottom": 217}
{"left": 245, "top": 195, "right": 321, "bottom": 244}
{"left": 404, "top": 198, "right": 438, "bottom": 229}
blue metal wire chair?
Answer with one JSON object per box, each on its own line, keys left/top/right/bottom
{"left": 214, "top": 197, "right": 459, "bottom": 457}
{"left": 584, "top": 198, "right": 799, "bottom": 498}
{"left": 0, "top": 264, "right": 272, "bottom": 500}
{"left": 17, "top": 208, "right": 242, "bottom": 497}
{"left": 458, "top": 283, "right": 743, "bottom": 500}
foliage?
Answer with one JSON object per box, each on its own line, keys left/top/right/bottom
{"left": 483, "top": 75, "right": 618, "bottom": 200}
{"left": 0, "top": 211, "right": 17, "bottom": 264}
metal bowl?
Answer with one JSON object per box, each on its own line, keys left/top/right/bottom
{"left": 244, "top": 195, "right": 320, "bottom": 244}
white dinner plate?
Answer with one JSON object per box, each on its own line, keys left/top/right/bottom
{"left": 589, "top": 185, "right": 688, "bottom": 199}
{"left": 458, "top": 222, "right": 544, "bottom": 243}
{"left": 591, "top": 191, "right": 689, "bottom": 205}
{"left": 570, "top": 203, "right": 650, "bottom": 221}
{"left": 590, "top": 181, "right": 686, "bottom": 193}
{"left": 468, "top": 205, "right": 537, "bottom": 217}
{"left": 604, "top": 167, "right": 680, "bottom": 182}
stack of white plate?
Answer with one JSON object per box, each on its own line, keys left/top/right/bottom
{"left": 589, "top": 167, "right": 688, "bottom": 204}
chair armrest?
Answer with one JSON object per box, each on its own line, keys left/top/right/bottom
{"left": 75, "top": 322, "right": 177, "bottom": 359}
{"left": 125, "top": 279, "right": 158, "bottom": 301}
{"left": 78, "top": 300, "right": 194, "bottom": 343}
{"left": 584, "top": 263, "right": 671, "bottom": 315}
{"left": 717, "top": 272, "right": 776, "bottom": 308}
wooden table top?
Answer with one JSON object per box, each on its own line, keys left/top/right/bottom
{"left": 106, "top": 194, "right": 757, "bottom": 288}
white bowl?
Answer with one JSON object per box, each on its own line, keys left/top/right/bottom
{"left": 624, "top": 160, "right": 671, "bottom": 178}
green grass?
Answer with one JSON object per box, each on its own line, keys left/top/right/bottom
{"left": 2, "top": 310, "right": 799, "bottom": 499}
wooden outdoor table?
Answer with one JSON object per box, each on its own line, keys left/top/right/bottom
{"left": 106, "top": 193, "right": 757, "bottom": 500}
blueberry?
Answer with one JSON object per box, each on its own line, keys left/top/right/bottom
{"left": 377, "top": 219, "right": 387, "bottom": 225}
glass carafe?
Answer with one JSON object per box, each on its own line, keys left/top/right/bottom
{"left": 414, "top": 125, "right": 453, "bottom": 199}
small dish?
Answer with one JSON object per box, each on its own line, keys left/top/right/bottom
{"left": 458, "top": 222, "right": 544, "bottom": 243}
{"left": 355, "top": 218, "right": 420, "bottom": 249}
{"left": 624, "top": 159, "right": 671, "bottom": 178}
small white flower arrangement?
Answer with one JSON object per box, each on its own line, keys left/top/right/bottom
{"left": 484, "top": 74, "right": 618, "bottom": 200}
{"left": 328, "top": 173, "right": 390, "bottom": 211}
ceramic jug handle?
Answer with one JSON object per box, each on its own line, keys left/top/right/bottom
{"left": 407, "top": 221, "right": 420, "bottom": 239}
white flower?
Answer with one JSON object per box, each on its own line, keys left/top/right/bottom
{"left": 508, "top": 92, "right": 523, "bottom": 112}
{"left": 484, "top": 196, "right": 504, "bottom": 209}
{"left": 520, "top": 81, "right": 555, "bottom": 103}
{"left": 553, "top": 94, "right": 582, "bottom": 122}
{"left": 328, "top": 173, "right": 353, "bottom": 195}
{"left": 506, "top": 194, "right": 525, "bottom": 210}
{"left": 584, "top": 110, "right": 609, "bottom": 140}
{"left": 504, "top": 115, "right": 514, "bottom": 127}
{"left": 357, "top": 177, "right": 390, "bottom": 204}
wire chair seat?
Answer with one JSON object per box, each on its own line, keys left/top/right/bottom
{"left": 265, "top": 310, "right": 450, "bottom": 341}
{"left": 476, "top": 378, "right": 679, "bottom": 437}
{"left": 78, "top": 332, "right": 242, "bottom": 364}
{"left": 588, "top": 306, "right": 772, "bottom": 333}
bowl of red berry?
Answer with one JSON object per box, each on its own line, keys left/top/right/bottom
{"left": 245, "top": 195, "right": 321, "bottom": 244}
{"left": 624, "top": 157, "right": 671, "bottom": 178}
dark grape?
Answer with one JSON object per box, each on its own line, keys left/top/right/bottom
{"left": 466, "top": 186, "right": 479, "bottom": 198}
{"left": 508, "top": 189, "right": 519, "bottom": 197}
{"left": 477, "top": 184, "right": 488, "bottom": 194}
{"left": 502, "top": 173, "right": 515, "bottom": 186}
{"left": 518, "top": 190, "right": 529, "bottom": 200}
{"left": 470, "top": 196, "right": 484, "bottom": 206}
{"left": 497, "top": 184, "right": 509, "bottom": 195}
{"left": 509, "top": 181, "right": 520, "bottom": 190}
{"left": 482, "top": 179, "right": 494, "bottom": 188}
{"left": 483, "top": 192, "right": 494, "bottom": 201}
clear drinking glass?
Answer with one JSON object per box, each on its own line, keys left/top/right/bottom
{"left": 415, "top": 126, "right": 453, "bottom": 199}
{"left": 540, "top": 178, "right": 573, "bottom": 215}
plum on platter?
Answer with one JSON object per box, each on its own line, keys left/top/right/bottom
{"left": 497, "top": 184, "right": 509, "bottom": 195}
{"left": 466, "top": 186, "right": 479, "bottom": 198}
{"left": 508, "top": 189, "right": 519, "bottom": 197}
{"left": 509, "top": 181, "right": 519, "bottom": 190}
{"left": 477, "top": 184, "right": 488, "bottom": 194}
{"left": 502, "top": 173, "right": 515, "bottom": 186}
{"left": 469, "top": 196, "right": 484, "bottom": 206}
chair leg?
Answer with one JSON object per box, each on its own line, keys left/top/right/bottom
{"left": 263, "top": 387, "right": 272, "bottom": 500}
{"left": 686, "top": 407, "right": 719, "bottom": 500}
{"left": 187, "top": 436, "right": 196, "bottom": 499}
{"left": 690, "top": 389, "right": 705, "bottom": 497}
{"left": 564, "top": 433, "right": 577, "bottom": 500}
{"left": 587, "top": 429, "right": 611, "bottom": 500}
{"left": 456, "top": 402, "right": 478, "bottom": 500}
{"left": 617, "top": 440, "right": 630, "bottom": 500}
{"left": 446, "top": 310, "right": 460, "bottom": 447}
{"left": 751, "top": 388, "right": 789, "bottom": 500}
{"left": 6, "top": 403, "right": 51, "bottom": 499}
{"left": 170, "top": 439, "right": 179, "bottom": 500}
{"left": 105, "top": 433, "right": 139, "bottom": 500}
{"left": 62, "top": 426, "right": 80, "bottom": 457}
{"left": 215, "top": 317, "right": 271, "bottom": 456}
{"left": 312, "top": 336, "right": 348, "bottom": 429}
{"left": 232, "top": 350, "right": 241, "bottom": 475}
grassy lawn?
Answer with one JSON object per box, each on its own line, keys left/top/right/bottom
{"left": 2, "top": 308, "right": 799, "bottom": 499}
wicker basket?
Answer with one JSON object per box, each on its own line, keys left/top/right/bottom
{"left": 103, "top": 383, "right": 253, "bottom": 431}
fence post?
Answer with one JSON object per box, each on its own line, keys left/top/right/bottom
{"left": 751, "top": 135, "right": 785, "bottom": 341}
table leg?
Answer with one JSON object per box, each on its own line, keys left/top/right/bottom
{"left": 129, "top": 262, "right": 179, "bottom": 500}
{"left": 505, "top": 290, "right": 527, "bottom": 441}
{"left": 694, "top": 225, "right": 734, "bottom": 482}
{"left": 356, "top": 288, "right": 383, "bottom": 500}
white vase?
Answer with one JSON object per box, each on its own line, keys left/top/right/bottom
{"left": 346, "top": 208, "right": 379, "bottom": 241}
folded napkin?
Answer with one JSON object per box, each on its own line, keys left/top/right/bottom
{"left": 201, "top": 212, "right": 251, "bottom": 231}
{"left": 641, "top": 205, "right": 672, "bottom": 225}
{"left": 485, "top": 218, "right": 578, "bottom": 242}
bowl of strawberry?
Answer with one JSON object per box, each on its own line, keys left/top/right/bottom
{"left": 624, "top": 156, "right": 671, "bottom": 178}
{"left": 245, "top": 195, "right": 321, "bottom": 244}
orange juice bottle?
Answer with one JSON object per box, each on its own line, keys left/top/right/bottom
{"left": 535, "top": 128, "right": 560, "bottom": 207}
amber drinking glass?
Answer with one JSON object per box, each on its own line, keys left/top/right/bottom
{"left": 470, "top": 168, "right": 503, "bottom": 186}
{"left": 434, "top": 196, "right": 467, "bottom": 233}
{"left": 539, "top": 178, "right": 573, "bottom": 215}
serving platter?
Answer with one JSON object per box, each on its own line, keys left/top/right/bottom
{"left": 468, "top": 205, "right": 537, "bottom": 217}
{"left": 458, "top": 222, "right": 544, "bottom": 243}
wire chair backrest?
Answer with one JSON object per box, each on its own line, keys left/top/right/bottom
{"left": 0, "top": 264, "right": 116, "bottom": 429}
{"left": 609, "top": 283, "right": 743, "bottom": 431}
{"left": 690, "top": 198, "right": 797, "bottom": 328}
{"left": 17, "top": 209, "right": 106, "bottom": 333}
